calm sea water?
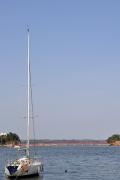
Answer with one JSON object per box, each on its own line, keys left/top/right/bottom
{"left": 1, "top": 145, "right": 120, "bottom": 180}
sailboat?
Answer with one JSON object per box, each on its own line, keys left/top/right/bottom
{"left": 5, "top": 28, "right": 44, "bottom": 177}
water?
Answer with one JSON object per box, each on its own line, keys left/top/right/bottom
{"left": 1, "top": 145, "right": 120, "bottom": 180}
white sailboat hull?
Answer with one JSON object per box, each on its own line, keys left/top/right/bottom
{"left": 5, "top": 158, "right": 43, "bottom": 177}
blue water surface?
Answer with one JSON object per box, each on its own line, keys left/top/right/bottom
{"left": 0, "top": 145, "right": 120, "bottom": 180}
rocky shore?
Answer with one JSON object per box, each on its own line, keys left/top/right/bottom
{"left": 108, "top": 141, "right": 120, "bottom": 146}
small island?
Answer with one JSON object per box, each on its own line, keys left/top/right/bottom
{"left": 0, "top": 132, "right": 20, "bottom": 147}
{"left": 107, "top": 134, "right": 120, "bottom": 146}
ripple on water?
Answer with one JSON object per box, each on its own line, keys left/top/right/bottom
{"left": 1, "top": 146, "right": 120, "bottom": 180}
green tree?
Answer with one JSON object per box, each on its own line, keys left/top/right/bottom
{"left": 107, "top": 134, "right": 120, "bottom": 144}
{"left": 0, "top": 132, "right": 20, "bottom": 145}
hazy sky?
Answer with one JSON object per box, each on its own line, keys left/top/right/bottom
{"left": 0, "top": 0, "right": 120, "bottom": 140}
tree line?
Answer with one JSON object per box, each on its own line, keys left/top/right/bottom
{"left": 0, "top": 132, "right": 20, "bottom": 145}
{"left": 107, "top": 134, "right": 120, "bottom": 144}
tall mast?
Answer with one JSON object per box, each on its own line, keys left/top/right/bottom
{"left": 27, "top": 27, "right": 30, "bottom": 157}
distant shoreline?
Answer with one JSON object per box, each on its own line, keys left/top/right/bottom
{"left": 0, "top": 140, "right": 108, "bottom": 147}
{"left": 20, "top": 140, "right": 108, "bottom": 147}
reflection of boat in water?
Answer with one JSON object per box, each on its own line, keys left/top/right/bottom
{"left": 5, "top": 28, "right": 44, "bottom": 177}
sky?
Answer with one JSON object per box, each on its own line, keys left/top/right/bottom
{"left": 0, "top": 0, "right": 120, "bottom": 140}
